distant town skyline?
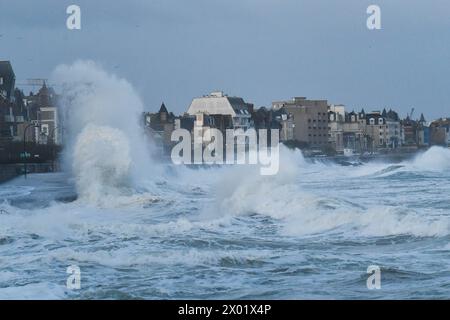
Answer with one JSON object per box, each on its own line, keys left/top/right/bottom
{"left": 1, "top": 0, "right": 450, "bottom": 119}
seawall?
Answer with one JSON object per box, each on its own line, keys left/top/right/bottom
{"left": 0, "top": 163, "right": 58, "bottom": 184}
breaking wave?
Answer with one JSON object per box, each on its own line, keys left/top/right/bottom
{"left": 409, "top": 146, "right": 450, "bottom": 172}
{"left": 73, "top": 125, "right": 132, "bottom": 201}
{"left": 212, "top": 146, "right": 450, "bottom": 238}
{"left": 51, "top": 61, "right": 159, "bottom": 205}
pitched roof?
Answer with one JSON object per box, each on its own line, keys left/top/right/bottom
{"left": 159, "top": 102, "right": 168, "bottom": 114}
{"left": 420, "top": 113, "right": 426, "bottom": 122}
{"left": 386, "top": 109, "right": 399, "bottom": 121}
{"left": 187, "top": 92, "right": 251, "bottom": 117}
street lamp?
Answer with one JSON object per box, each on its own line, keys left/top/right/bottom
{"left": 23, "top": 122, "right": 40, "bottom": 179}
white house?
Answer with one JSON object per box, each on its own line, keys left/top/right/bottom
{"left": 186, "top": 91, "right": 253, "bottom": 131}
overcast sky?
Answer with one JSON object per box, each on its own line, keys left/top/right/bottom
{"left": 1, "top": 0, "right": 449, "bottom": 119}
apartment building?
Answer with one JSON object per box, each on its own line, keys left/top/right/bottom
{"left": 272, "top": 97, "right": 328, "bottom": 148}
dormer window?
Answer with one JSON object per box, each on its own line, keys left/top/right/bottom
{"left": 369, "top": 118, "right": 375, "bottom": 125}
{"left": 379, "top": 118, "right": 384, "bottom": 125}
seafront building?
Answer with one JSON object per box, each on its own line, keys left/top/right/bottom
{"left": 327, "top": 105, "right": 345, "bottom": 152}
{"left": 186, "top": 91, "right": 253, "bottom": 132}
{"left": 144, "top": 103, "right": 175, "bottom": 148}
{"left": 328, "top": 106, "right": 368, "bottom": 153}
{"left": 384, "top": 109, "right": 402, "bottom": 149}
{"left": 1, "top": 60, "right": 61, "bottom": 146}
{"left": 0, "top": 60, "right": 22, "bottom": 142}
{"left": 342, "top": 110, "right": 367, "bottom": 154}
{"left": 23, "top": 83, "right": 61, "bottom": 145}
{"left": 0, "top": 60, "right": 61, "bottom": 167}
{"left": 3, "top": 59, "right": 449, "bottom": 159}
{"left": 251, "top": 106, "right": 294, "bottom": 142}
{"left": 429, "top": 118, "right": 450, "bottom": 146}
{"left": 272, "top": 97, "right": 329, "bottom": 148}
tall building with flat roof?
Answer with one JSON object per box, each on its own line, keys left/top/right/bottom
{"left": 272, "top": 97, "right": 329, "bottom": 148}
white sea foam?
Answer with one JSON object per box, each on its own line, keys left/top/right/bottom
{"left": 0, "top": 283, "right": 67, "bottom": 300}
{"left": 73, "top": 125, "right": 132, "bottom": 202}
{"left": 351, "top": 147, "right": 450, "bottom": 178}
{"left": 212, "top": 145, "right": 450, "bottom": 238}
{"left": 51, "top": 61, "right": 159, "bottom": 205}
{"left": 408, "top": 146, "right": 450, "bottom": 172}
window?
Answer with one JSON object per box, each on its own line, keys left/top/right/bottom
{"left": 41, "top": 124, "right": 49, "bottom": 135}
{"left": 0, "top": 77, "right": 3, "bottom": 85}
{"left": 379, "top": 118, "right": 384, "bottom": 125}
{"left": 369, "top": 118, "right": 375, "bottom": 125}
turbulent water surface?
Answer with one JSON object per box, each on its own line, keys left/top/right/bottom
{"left": 1, "top": 146, "right": 450, "bottom": 299}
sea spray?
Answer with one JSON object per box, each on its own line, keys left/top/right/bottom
{"left": 409, "top": 146, "right": 450, "bottom": 171}
{"left": 349, "top": 146, "right": 450, "bottom": 178}
{"left": 212, "top": 145, "right": 450, "bottom": 237}
{"left": 73, "top": 125, "right": 131, "bottom": 201}
{"left": 51, "top": 61, "right": 158, "bottom": 203}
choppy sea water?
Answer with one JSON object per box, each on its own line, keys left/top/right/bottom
{"left": 0, "top": 146, "right": 450, "bottom": 300}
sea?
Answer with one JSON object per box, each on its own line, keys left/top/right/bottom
{"left": 0, "top": 146, "right": 449, "bottom": 299}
